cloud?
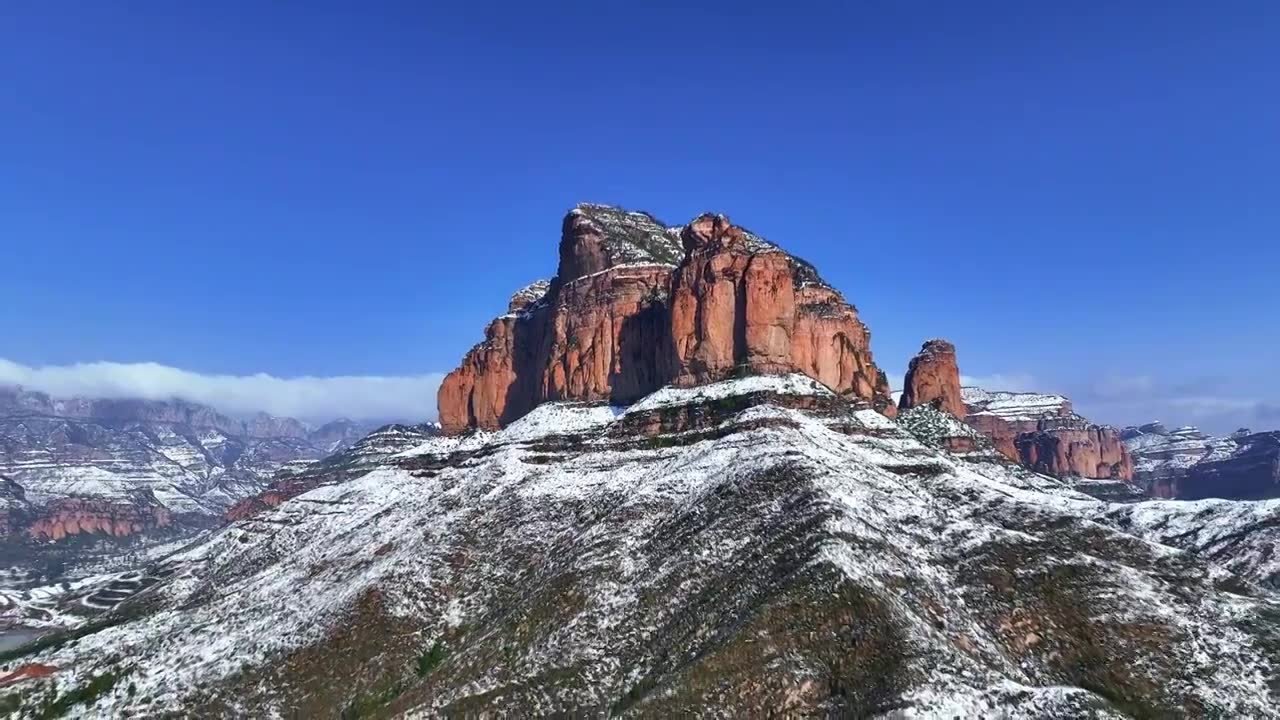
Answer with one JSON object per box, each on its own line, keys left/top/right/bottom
{"left": 1087, "top": 374, "right": 1157, "bottom": 400}
{"left": 1055, "top": 371, "right": 1280, "bottom": 435}
{"left": 885, "top": 371, "right": 1036, "bottom": 394}
{"left": 959, "top": 373, "right": 1038, "bottom": 393}
{"left": 0, "top": 358, "right": 444, "bottom": 421}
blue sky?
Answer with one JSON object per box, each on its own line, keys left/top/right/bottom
{"left": 3, "top": 2, "right": 1277, "bottom": 431}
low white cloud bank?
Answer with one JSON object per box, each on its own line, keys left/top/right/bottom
{"left": 0, "top": 358, "right": 443, "bottom": 421}
{"left": 959, "top": 373, "right": 1039, "bottom": 393}
{"left": 1064, "top": 373, "right": 1280, "bottom": 435}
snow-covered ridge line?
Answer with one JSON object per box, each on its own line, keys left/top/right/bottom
{"left": 961, "top": 386, "right": 1070, "bottom": 420}
{"left": 397, "top": 374, "right": 837, "bottom": 456}
{"left": 626, "top": 374, "right": 834, "bottom": 414}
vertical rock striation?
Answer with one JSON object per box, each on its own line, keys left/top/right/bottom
{"left": 437, "top": 204, "right": 895, "bottom": 433}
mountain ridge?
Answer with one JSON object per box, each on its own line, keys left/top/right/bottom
{"left": 1125, "top": 422, "right": 1280, "bottom": 499}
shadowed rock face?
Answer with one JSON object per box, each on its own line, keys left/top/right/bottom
{"left": 898, "top": 340, "right": 965, "bottom": 419}
{"left": 1172, "top": 432, "right": 1280, "bottom": 499}
{"left": 437, "top": 205, "right": 895, "bottom": 434}
{"left": 1125, "top": 425, "right": 1280, "bottom": 499}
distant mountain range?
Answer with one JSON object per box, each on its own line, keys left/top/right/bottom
{"left": 0, "top": 385, "right": 388, "bottom": 576}
{"left": 1123, "top": 422, "right": 1280, "bottom": 499}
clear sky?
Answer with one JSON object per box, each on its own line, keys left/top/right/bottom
{"left": 3, "top": 2, "right": 1277, "bottom": 431}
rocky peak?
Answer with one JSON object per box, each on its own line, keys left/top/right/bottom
{"left": 508, "top": 279, "right": 552, "bottom": 313}
{"left": 246, "top": 412, "right": 309, "bottom": 440}
{"left": 437, "top": 204, "right": 896, "bottom": 434}
{"left": 898, "top": 339, "right": 965, "bottom": 418}
{"left": 893, "top": 342, "right": 1132, "bottom": 480}
{"left": 680, "top": 212, "right": 744, "bottom": 251}
{"left": 558, "top": 203, "right": 684, "bottom": 282}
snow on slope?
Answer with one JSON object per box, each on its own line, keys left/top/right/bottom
{"left": 960, "top": 387, "right": 1070, "bottom": 421}
{"left": 0, "top": 394, "right": 381, "bottom": 520}
{"left": 5, "top": 375, "right": 1280, "bottom": 717}
{"left": 626, "top": 373, "right": 834, "bottom": 413}
{"left": 1124, "top": 424, "right": 1240, "bottom": 475}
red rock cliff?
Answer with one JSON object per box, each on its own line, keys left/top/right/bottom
{"left": 25, "top": 497, "right": 172, "bottom": 541}
{"left": 438, "top": 204, "right": 895, "bottom": 433}
{"left": 962, "top": 388, "right": 1134, "bottom": 481}
{"left": 1015, "top": 423, "right": 1135, "bottom": 481}
{"left": 893, "top": 342, "right": 1134, "bottom": 481}
{"left": 897, "top": 339, "right": 965, "bottom": 419}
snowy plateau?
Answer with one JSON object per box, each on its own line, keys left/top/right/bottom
{"left": 2, "top": 375, "right": 1280, "bottom": 717}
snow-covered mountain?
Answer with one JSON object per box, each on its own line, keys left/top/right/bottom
{"left": 1124, "top": 422, "right": 1280, "bottom": 499}
{"left": 0, "top": 386, "right": 381, "bottom": 577}
{"left": 2, "top": 204, "right": 1279, "bottom": 718}
{"left": 2, "top": 375, "right": 1278, "bottom": 716}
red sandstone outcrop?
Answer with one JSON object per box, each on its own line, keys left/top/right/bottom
{"left": 962, "top": 388, "right": 1134, "bottom": 481}
{"left": 438, "top": 205, "right": 895, "bottom": 434}
{"left": 668, "top": 215, "right": 890, "bottom": 407}
{"left": 1015, "top": 425, "right": 1135, "bottom": 481}
{"left": 964, "top": 412, "right": 1023, "bottom": 460}
{"left": 897, "top": 340, "right": 965, "bottom": 418}
{"left": 25, "top": 497, "right": 171, "bottom": 541}
{"left": 0, "top": 663, "right": 57, "bottom": 687}
{"left": 893, "top": 341, "right": 1134, "bottom": 481}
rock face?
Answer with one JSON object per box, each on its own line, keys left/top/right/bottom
{"left": 1014, "top": 420, "right": 1136, "bottom": 481}
{"left": 25, "top": 494, "right": 172, "bottom": 541}
{"left": 897, "top": 339, "right": 965, "bottom": 418}
{"left": 961, "top": 388, "right": 1134, "bottom": 481}
{"left": 438, "top": 204, "right": 895, "bottom": 433}
{"left": 893, "top": 342, "right": 1133, "bottom": 481}
{"left": 1125, "top": 424, "right": 1280, "bottom": 499}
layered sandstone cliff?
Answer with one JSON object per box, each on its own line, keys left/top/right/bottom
{"left": 438, "top": 204, "right": 895, "bottom": 433}
{"left": 24, "top": 495, "right": 173, "bottom": 541}
{"left": 962, "top": 387, "right": 1134, "bottom": 480}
